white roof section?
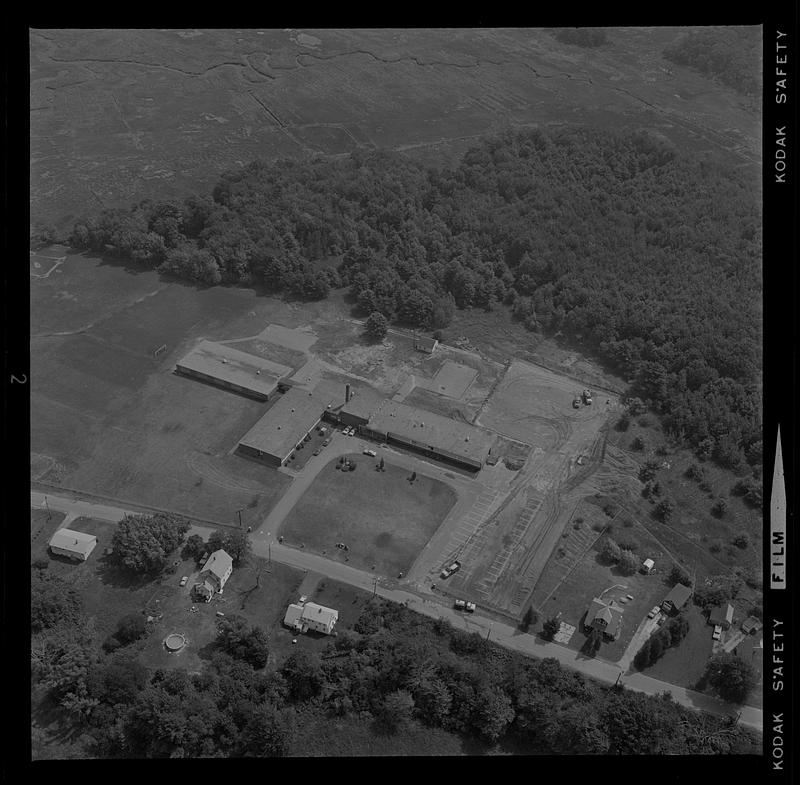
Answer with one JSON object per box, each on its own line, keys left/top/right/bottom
{"left": 643, "top": 558, "right": 655, "bottom": 569}
{"left": 203, "top": 549, "right": 233, "bottom": 580}
{"left": 49, "top": 528, "right": 97, "bottom": 555}
{"left": 302, "top": 602, "right": 339, "bottom": 626}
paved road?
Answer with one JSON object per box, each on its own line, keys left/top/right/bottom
{"left": 31, "top": 489, "right": 762, "bottom": 731}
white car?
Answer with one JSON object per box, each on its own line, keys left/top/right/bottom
{"left": 647, "top": 605, "right": 660, "bottom": 619}
{"left": 712, "top": 625, "right": 723, "bottom": 641}
{"left": 363, "top": 449, "right": 376, "bottom": 457}
{"left": 179, "top": 576, "right": 188, "bottom": 587}
{"left": 342, "top": 426, "right": 351, "bottom": 436}
{"left": 465, "top": 601, "right": 476, "bottom": 613}
{"left": 454, "top": 599, "right": 466, "bottom": 610}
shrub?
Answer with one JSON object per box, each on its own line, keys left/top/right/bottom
{"left": 638, "top": 416, "right": 651, "bottom": 427}
{"left": 709, "top": 539, "right": 723, "bottom": 553}
{"left": 732, "top": 532, "right": 750, "bottom": 549}
{"left": 599, "top": 537, "right": 621, "bottom": 564}
{"left": 542, "top": 616, "right": 560, "bottom": 641}
{"left": 616, "top": 536, "right": 638, "bottom": 552}
{"left": 711, "top": 498, "right": 727, "bottom": 518}
{"left": 685, "top": 463, "right": 705, "bottom": 482}
{"left": 654, "top": 499, "right": 674, "bottom": 521}
{"left": 615, "top": 416, "right": 630, "bottom": 432}
{"left": 631, "top": 436, "right": 645, "bottom": 451}
{"left": 669, "top": 564, "right": 692, "bottom": 587}
{"left": 699, "top": 480, "right": 712, "bottom": 492}
{"left": 32, "top": 557, "right": 50, "bottom": 570}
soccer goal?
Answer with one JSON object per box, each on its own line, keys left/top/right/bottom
{"left": 153, "top": 343, "right": 167, "bottom": 358}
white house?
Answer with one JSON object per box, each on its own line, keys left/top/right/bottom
{"left": 283, "top": 600, "right": 339, "bottom": 635}
{"left": 194, "top": 549, "right": 233, "bottom": 602}
{"left": 48, "top": 529, "right": 98, "bottom": 562}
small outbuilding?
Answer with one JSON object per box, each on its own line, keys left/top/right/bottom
{"left": 741, "top": 616, "right": 763, "bottom": 635}
{"left": 413, "top": 335, "right": 439, "bottom": 354}
{"left": 641, "top": 558, "right": 655, "bottom": 574}
{"left": 48, "top": 529, "right": 98, "bottom": 562}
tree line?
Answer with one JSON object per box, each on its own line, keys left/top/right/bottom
{"left": 67, "top": 126, "right": 761, "bottom": 477}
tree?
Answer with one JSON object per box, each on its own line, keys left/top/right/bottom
{"left": 685, "top": 463, "right": 705, "bottom": 481}
{"left": 618, "top": 549, "right": 639, "bottom": 576}
{"left": 631, "top": 436, "right": 645, "bottom": 451}
{"left": 542, "top": 616, "right": 560, "bottom": 641}
{"left": 365, "top": 311, "right": 389, "bottom": 341}
{"left": 634, "top": 638, "right": 653, "bottom": 670}
{"left": 600, "top": 537, "right": 621, "bottom": 564}
{"left": 655, "top": 498, "right": 675, "bottom": 522}
{"left": 377, "top": 689, "right": 415, "bottom": 733}
{"left": 111, "top": 513, "right": 190, "bottom": 574}
{"left": 114, "top": 613, "right": 147, "bottom": 645}
{"left": 31, "top": 572, "right": 83, "bottom": 632}
{"left": 705, "top": 654, "right": 757, "bottom": 703}
{"left": 241, "top": 704, "right": 294, "bottom": 757}
{"left": 182, "top": 533, "right": 206, "bottom": 561}
{"left": 281, "top": 650, "right": 322, "bottom": 702}
{"left": 217, "top": 615, "right": 270, "bottom": 668}
{"left": 379, "top": 457, "right": 385, "bottom": 472}
{"left": 669, "top": 564, "right": 692, "bottom": 587}
{"left": 520, "top": 606, "right": 538, "bottom": 632}
{"left": 472, "top": 684, "right": 515, "bottom": 742}
{"left": 666, "top": 614, "right": 690, "bottom": 646}
{"left": 207, "top": 528, "right": 251, "bottom": 566}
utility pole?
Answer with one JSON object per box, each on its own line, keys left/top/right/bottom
{"left": 44, "top": 496, "right": 51, "bottom": 520}
{"left": 236, "top": 508, "right": 243, "bottom": 529}
{"left": 486, "top": 623, "right": 492, "bottom": 641}
{"left": 268, "top": 541, "right": 272, "bottom": 564}
{"left": 372, "top": 577, "right": 378, "bottom": 598}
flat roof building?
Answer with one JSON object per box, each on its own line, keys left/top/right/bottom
{"left": 176, "top": 340, "right": 293, "bottom": 401}
{"left": 238, "top": 385, "right": 339, "bottom": 466}
{"left": 364, "top": 399, "right": 494, "bottom": 470}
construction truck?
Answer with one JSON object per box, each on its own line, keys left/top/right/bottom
{"left": 582, "top": 389, "right": 593, "bottom": 405}
{"left": 572, "top": 396, "right": 582, "bottom": 409}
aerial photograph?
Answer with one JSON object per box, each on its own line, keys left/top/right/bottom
{"left": 30, "top": 27, "right": 764, "bottom": 758}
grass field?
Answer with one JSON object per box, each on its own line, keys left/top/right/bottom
{"left": 281, "top": 455, "right": 458, "bottom": 575}
{"left": 638, "top": 604, "right": 714, "bottom": 688}
{"left": 31, "top": 28, "right": 759, "bottom": 238}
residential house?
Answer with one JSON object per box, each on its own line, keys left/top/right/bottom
{"left": 708, "top": 602, "right": 734, "bottom": 630}
{"left": 48, "top": 529, "right": 98, "bottom": 562}
{"left": 641, "top": 558, "right": 655, "bottom": 574}
{"left": 194, "top": 549, "right": 233, "bottom": 602}
{"left": 283, "top": 600, "right": 339, "bottom": 635}
{"left": 661, "top": 583, "right": 692, "bottom": 615}
{"left": 584, "top": 597, "right": 623, "bottom": 640}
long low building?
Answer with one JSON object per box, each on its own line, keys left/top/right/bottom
{"left": 362, "top": 399, "right": 495, "bottom": 470}
{"left": 238, "top": 385, "right": 340, "bottom": 467}
{"left": 176, "top": 340, "right": 293, "bottom": 401}
{"left": 49, "top": 529, "right": 98, "bottom": 561}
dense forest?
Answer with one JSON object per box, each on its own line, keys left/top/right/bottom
{"left": 68, "top": 127, "right": 762, "bottom": 477}
{"left": 32, "top": 584, "right": 759, "bottom": 757}
{"left": 663, "top": 27, "right": 761, "bottom": 98}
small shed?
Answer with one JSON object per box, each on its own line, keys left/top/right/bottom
{"left": 741, "top": 616, "right": 763, "bottom": 635}
{"left": 48, "top": 529, "right": 98, "bottom": 562}
{"left": 642, "top": 558, "right": 655, "bottom": 574}
{"left": 413, "top": 335, "right": 438, "bottom": 354}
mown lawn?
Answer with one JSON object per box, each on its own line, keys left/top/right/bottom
{"left": 281, "top": 455, "right": 457, "bottom": 576}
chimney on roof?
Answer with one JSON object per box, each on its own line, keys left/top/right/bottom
{"left": 345, "top": 383, "right": 351, "bottom": 403}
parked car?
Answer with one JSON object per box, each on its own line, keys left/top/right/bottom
{"left": 647, "top": 606, "right": 660, "bottom": 619}
{"left": 363, "top": 449, "right": 376, "bottom": 457}
{"left": 347, "top": 428, "right": 355, "bottom": 436}
{"left": 454, "top": 599, "right": 466, "bottom": 610}
{"left": 440, "top": 560, "right": 461, "bottom": 579}
{"left": 465, "top": 601, "right": 476, "bottom": 613}
{"left": 322, "top": 439, "right": 330, "bottom": 447}
{"left": 313, "top": 449, "right": 321, "bottom": 456}
{"left": 343, "top": 426, "right": 351, "bottom": 436}
{"left": 179, "top": 576, "right": 188, "bottom": 587}
{"left": 712, "top": 625, "right": 723, "bottom": 641}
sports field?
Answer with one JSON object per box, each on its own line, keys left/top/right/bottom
{"left": 30, "top": 252, "right": 294, "bottom": 523}
{"left": 281, "top": 455, "right": 458, "bottom": 576}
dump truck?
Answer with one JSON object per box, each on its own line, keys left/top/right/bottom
{"left": 582, "top": 389, "right": 593, "bottom": 405}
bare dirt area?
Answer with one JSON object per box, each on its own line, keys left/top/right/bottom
{"left": 440, "top": 360, "right": 621, "bottom": 620}
{"left": 31, "top": 28, "right": 758, "bottom": 238}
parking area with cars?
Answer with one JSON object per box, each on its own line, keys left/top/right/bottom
{"left": 284, "top": 424, "right": 333, "bottom": 471}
